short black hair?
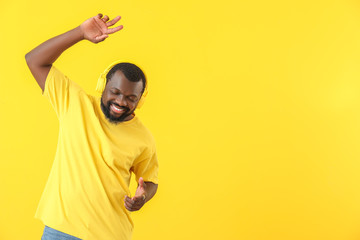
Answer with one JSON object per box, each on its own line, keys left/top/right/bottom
{"left": 106, "top": 62, "right": 146, "bottom": 94}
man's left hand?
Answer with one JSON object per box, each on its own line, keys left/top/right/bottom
{"left": 124, "top": 177, "right": 147, "bottom": 211}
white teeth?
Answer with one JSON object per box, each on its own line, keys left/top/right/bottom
{"left": 112, "top": 104, "right": 124, "bottom": 112}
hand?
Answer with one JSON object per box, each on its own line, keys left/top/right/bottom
{"left": 80, "top": 13, "right": 123, "bottom": 43}
{"left": 124, "top": 177, "right": 147, "bottom": 211}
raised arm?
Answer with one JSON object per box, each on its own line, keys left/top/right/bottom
{"left": 25, "top": 14, "right": 123, "bottom": 92}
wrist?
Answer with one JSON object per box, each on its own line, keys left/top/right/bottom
{"left": 75, "top": 26, "right": 86, "bottom": 41}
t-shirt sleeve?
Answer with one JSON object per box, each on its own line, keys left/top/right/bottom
{"left": 42, "top": 65, "right": 82, "bottom": 119}
{"left": 132, "top": 145, "right": 159, "bottom": 184}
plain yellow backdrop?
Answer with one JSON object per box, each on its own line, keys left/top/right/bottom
{"left": 1, "top": 0, "right": 360, "bottom": 239}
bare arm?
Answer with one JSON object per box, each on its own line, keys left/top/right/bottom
{"left": 25, "top": 26, "right": 83, "bottom": 92}
{"left": 143, "top": 181, "right": 158, "bottom": 203}
{"left": 25, "top": 14, "right": 123, "bottom": 92}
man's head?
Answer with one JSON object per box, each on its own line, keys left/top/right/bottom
{"left": 101, "top": 63, "right": 146, "bottom": 124}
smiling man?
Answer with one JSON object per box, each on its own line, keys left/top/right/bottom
{"left": 25, "top": 14, "right": 158, "bottom": 240}
{"left": 101, "top": 64, "right": 146, "bottom": 123}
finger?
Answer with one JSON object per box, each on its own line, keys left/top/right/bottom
{"left": 124, "top": 201, "right": 139, "bottom": 211}
{"left": 124, "top": 200, "right": 133, "bottom": 209}
{"left": 125, "top": 205, "right": 138, "bottom": 211}
{"left": 106, "top": 16, "right": 121, "bottom": 27}
{"left": 132, "top": 195, "right": 145, "bottom": 203}
{"left": 96, "top": 13, "right": 103, "bottom": 19}
{"left": 138, "top": 177, "right": 147, "bottom": 189}
{"left": 131, "top": 196, "right": 145, "bottom": 208}
{"left": 124, "top": 203, "right": 135, "bottom": 211}
{"left": 125, "top": 196, "right": 134, "bottom": 205}
{"left": 94, "top": 16, "right": 109, "bottom": 32}
{"left": 94, "top": 34, "right": 108, "bottom": 42}
{"left": 125, "top": 195, "right": 134, "bottom": 202}
{"left": 102, "top": 15, "right": 109, "bottom": 23}
{"left": 107, "top": 25, "right": 123, "bottom": 34}
{"left": 139, "top": 177, "right": 144, "bottom": 188}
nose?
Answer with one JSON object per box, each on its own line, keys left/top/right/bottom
{"left": 114, "top": 94, "right": 128, "bottom": 107}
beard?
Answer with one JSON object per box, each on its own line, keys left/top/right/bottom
{"left": 100, "top": 98, "right": 134, "bottom": 124}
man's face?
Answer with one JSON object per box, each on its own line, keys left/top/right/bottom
{"left": 101, "top": 70, "right": 144, "bottom": 123}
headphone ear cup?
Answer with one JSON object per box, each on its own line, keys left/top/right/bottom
{"left": 96, "top": 74, "right": 107, "bottom": 93}
{"left": 136, "top": 87, "right": 148, "bottom": 109}
{"left": 137, "top": 96, "right": 145, "bottom": 109}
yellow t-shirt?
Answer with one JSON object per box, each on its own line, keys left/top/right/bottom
{"left": 35, "top": 66, "right": 159, "bottom": 240}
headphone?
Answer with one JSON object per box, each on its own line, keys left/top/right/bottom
{"left": 95, "top": 60, "right": 148, "bottom": 109}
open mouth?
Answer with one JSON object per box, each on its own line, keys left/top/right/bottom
{"left": 110, "top": 103, "right": 127, "bottom": 115}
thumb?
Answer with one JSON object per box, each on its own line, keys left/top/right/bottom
{"left": 94, "top": 34, "right": 108, "bottom": 42}
{"left": 138, "top": 177, "right": 145, "bottom": 189}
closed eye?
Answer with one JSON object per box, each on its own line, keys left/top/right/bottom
{"left": 127, "top": 96, "right": 137, "bottom": 102}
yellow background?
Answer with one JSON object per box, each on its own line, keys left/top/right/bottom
{"left": 1, "top": 0, "right": 360, "bottom": 239}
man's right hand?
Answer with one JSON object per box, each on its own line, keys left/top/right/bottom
{"left": 26, "top": 13, "right": 123, "bottom": 92}
{"left": 80, "top": 14, "right": 123, "bottom": 43}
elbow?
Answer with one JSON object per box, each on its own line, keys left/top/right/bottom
{"left": 153, "top": 183, "right": 158, "bottom": 194}
{"left": 25, "top": 52, "right": 32, "bottom": 65}
{"left": 25, "top": 52, "right": 51, "bottom": 68}
{"left": 25, "top": 52, "right": 41, "bottom": 68}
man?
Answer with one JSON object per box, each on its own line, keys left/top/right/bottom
{"left": 26, "top": 13, "right": 159, "bottom": 240}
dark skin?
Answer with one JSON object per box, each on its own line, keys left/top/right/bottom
{"left": 25, "top": 13, "right": 158, "bottom": 211}
{"left": 102, "top": 70, "right": 143, "bottom": 122}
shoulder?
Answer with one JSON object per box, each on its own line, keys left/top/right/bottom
{"left": 132, "top": 118, "right": 157, "bottom": 147}
{"left": 45, "top": 65, "right": 85, "bottom": 93}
